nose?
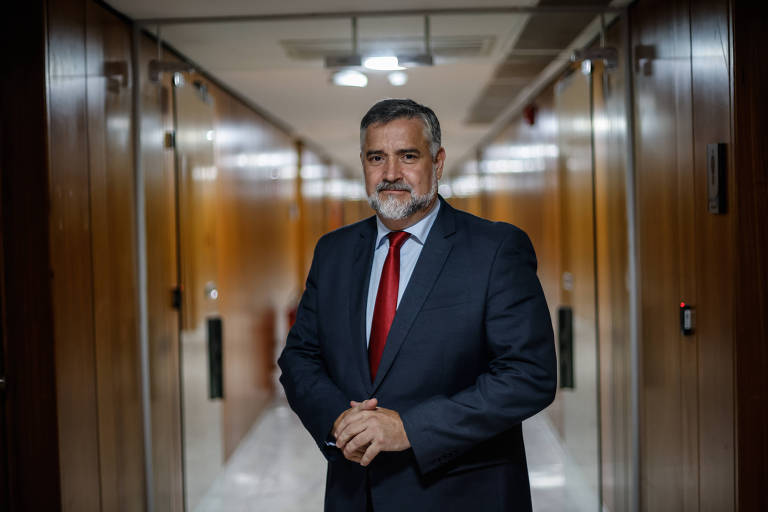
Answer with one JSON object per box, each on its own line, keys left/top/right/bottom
{"left": 381, "top": 158, "right": 404, "bottom": 183}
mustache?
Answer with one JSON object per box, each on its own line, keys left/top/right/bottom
{"left": 376, "top": 181, "right": 412, "bottom": 193}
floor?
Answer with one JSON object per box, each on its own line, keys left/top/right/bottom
{"left": 194, "top": 396, "right": 600, "bottom": 512}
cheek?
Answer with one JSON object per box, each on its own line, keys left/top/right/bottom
{"left": 408, "top": 167, "right": 433, "bottom": 191}
{"left": 363, "top": 170, "right": 380, "bottom": 192}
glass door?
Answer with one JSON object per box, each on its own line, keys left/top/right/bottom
{"left": 553, "top": 63, "right": 602, "bottom": 511}
{"left": 171, "top": 73, "right": 222, "bottom": 511}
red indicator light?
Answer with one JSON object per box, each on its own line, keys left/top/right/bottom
{"left": 680, "top": 302, "right": 686, "bottom": 308}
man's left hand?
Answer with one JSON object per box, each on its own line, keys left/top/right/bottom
{"left": 333, "top": 399, "right": 410, "bottom": 467}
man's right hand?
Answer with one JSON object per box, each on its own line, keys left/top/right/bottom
{"left": 332, "top": 398, "right": 378, "bottom": 463}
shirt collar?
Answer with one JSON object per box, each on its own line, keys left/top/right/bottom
{"left": 375, "top": 199, "right": 441, "bottom": 248}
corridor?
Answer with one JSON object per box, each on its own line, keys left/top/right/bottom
{"left": 2, "top": 0, "right": 766, "bottom": 511}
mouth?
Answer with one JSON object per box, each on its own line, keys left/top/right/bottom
{"left": 376, "top": 182, "right": 412, "bottom": 195}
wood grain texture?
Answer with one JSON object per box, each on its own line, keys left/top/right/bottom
{"left": 732, "top": 1, "right": 768, "bottom": 509}
{"left": 207, "top": 81, "right": 298, "bottom": 459}
{"left": 0, "top": 1, "right": 63, "bottom": 510}
{"left": 300, "top": 147, "right": 330, "bottom": 283}
{"left": 85, "top": 3, "right": 147, "bottom": 509}
{"left": 689, "top": 1, "right": 735, "bottom": 509}
{"left": 632, "top": 0, "right": 738, "bottom": 509}
{"left": 46, "top": 0, "right": 103, "bottom": 508}
{"left": 631, "top": 0, "right": 699, "bottom": 508}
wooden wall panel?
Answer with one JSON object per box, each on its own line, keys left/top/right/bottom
{"left": 632, "top": 0, "right": 736, "bottom": 509}
{"left": 46, "top": 0, "right": 103, "bottom": 508}
{"left": 632, "top": 1, "right": 699, "bottom": 509}
{"left": 139, "top": 36, "right": 184, "bottom": 512}
{"left": 208, "top": 83, "right": 298, "bottom": 458}
{"left": 732, "top": 2, "right": 768, "bottom": 509}
{"left": 300, "top": 147, "right": 330, "bottom": 282}
{"left": 85, "top": 5, "right": 146, "bottom": 509}
{"left": 689, "top": 1, "right": 735, "bottom": 509}
{"left": 0, "top": 1, "right": 63, "bottom": 510}
{"left": 342, "top": 199, "right": 372, "bottom": 228}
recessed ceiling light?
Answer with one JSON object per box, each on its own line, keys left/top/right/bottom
{"left": 387, "top": 71, "right": 408, "bottom": 86}
{"left": 331, "top": 70, "right": 368, "bottom": 87}
{"left": 363, "top": 56, "right": 405, "bottom": 71}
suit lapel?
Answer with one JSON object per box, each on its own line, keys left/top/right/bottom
{"left": 371, "top": 199, "right": 457, "bottom": 394}
{"left": 348, "top": 217, "right": 377, "bottom": 393}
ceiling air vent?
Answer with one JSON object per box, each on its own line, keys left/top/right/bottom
{"left": 280, "top": 35, "right": 496, "bottom": 60}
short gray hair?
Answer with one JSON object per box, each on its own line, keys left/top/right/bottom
{"left": 360, "top": 99, "right": 441, "bottom": 159}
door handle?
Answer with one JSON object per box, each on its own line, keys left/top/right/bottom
{"left": 558, "top": 306, "right": 574, "bottom": 389}
{"left": 207, "top": 317, "right": 223, "bottom": 399}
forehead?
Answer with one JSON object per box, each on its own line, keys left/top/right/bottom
{"left": 363, "top": 117, "right": 429, "bottom": 149}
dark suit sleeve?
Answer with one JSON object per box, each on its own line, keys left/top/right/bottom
{"left": 278, "top": 240, "right": 349, "bottom": 461}
{"left": 399, "top": 228, "right": 557, "bottom": 475}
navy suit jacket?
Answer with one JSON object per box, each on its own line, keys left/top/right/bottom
{"left": 278, "top": 197, "right": 557, "bottom": 511}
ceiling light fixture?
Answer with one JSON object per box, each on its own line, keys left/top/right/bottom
{"left": 395, "top": 16, "right": 435, "bottom": 68}
{"left": 331, "top": 69, "right": 368, "bottom": 87}
{"left": 323, "top": 16, "right": 434, "bottom": 71}
{"left": 387, "top": 71, "right": 408, "bottom": 86}
{"left": 363, "top": 56, "right": 404, "bottom": 71}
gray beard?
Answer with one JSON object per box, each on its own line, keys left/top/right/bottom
{"left": 368, "top": 172, "right": 438, "bottom": 220}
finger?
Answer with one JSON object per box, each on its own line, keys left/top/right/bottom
{"left": 351, "top": 398, "right": 378, "bottom": 410}
{"left": 334, "top": 399, "right": 380, "bottom": 439}
{"left": 332, "top": 408, "right": 356, "bottom": 438}
{"left": 336, "top": 417, "right": 370, "bottom": 449}
{"left": 343, "top": 443, "right": 368, "bottom": 463}
{"left": 334, "top": 408, "right": 367, "bottom": 440}
{"left": 344, "top": 429, "right": 374, "bottom": 460}
{"left": 359, "top": 440, "right": 381, "bottom": 467}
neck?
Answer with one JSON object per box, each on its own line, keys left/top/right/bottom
{"left": 378, "top": 195, "right": 439, "bottom": 231}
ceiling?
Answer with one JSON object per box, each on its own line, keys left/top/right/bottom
{"left": 106, "top": 0, "right": 627, "bottom": 175}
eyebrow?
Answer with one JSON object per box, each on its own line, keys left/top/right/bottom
{"left": 365, "top": 148, "right": 421, "bottom": 157}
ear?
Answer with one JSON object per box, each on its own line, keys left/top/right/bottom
{"left": 434, "top": 147, "right": 446, "bottom": 180}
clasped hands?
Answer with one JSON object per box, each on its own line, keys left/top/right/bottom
{"left": 332, "top": 398, "right": 410, "bottom": 467}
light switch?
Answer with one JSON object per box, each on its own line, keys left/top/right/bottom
{"left": 680, "top": 302, "right": 695, "bottom": 336}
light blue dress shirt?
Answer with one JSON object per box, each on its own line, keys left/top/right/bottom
{"left": 365, "top": 200, "right": 441, "bottom": 346}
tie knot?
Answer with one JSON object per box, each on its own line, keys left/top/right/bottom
{"left": 387, "top": 231, "right": 410, "bottom": 250}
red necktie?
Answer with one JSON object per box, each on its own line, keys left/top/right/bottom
{"left": 369, "top": 231, "right": 410, "bottom": 382}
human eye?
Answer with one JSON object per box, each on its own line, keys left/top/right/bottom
{"left": 402, "top": 152, "right": 418, "bottom": 162}
{"left": 367, "top": 154, "right": 384, "bottom": 164}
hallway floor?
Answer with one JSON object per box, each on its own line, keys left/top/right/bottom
{"left": 195, "top": 398, "right": 598, "bottom": 512}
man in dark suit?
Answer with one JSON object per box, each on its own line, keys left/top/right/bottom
{"left": 278, "top": 99, "right": 557, "bottom": 511}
